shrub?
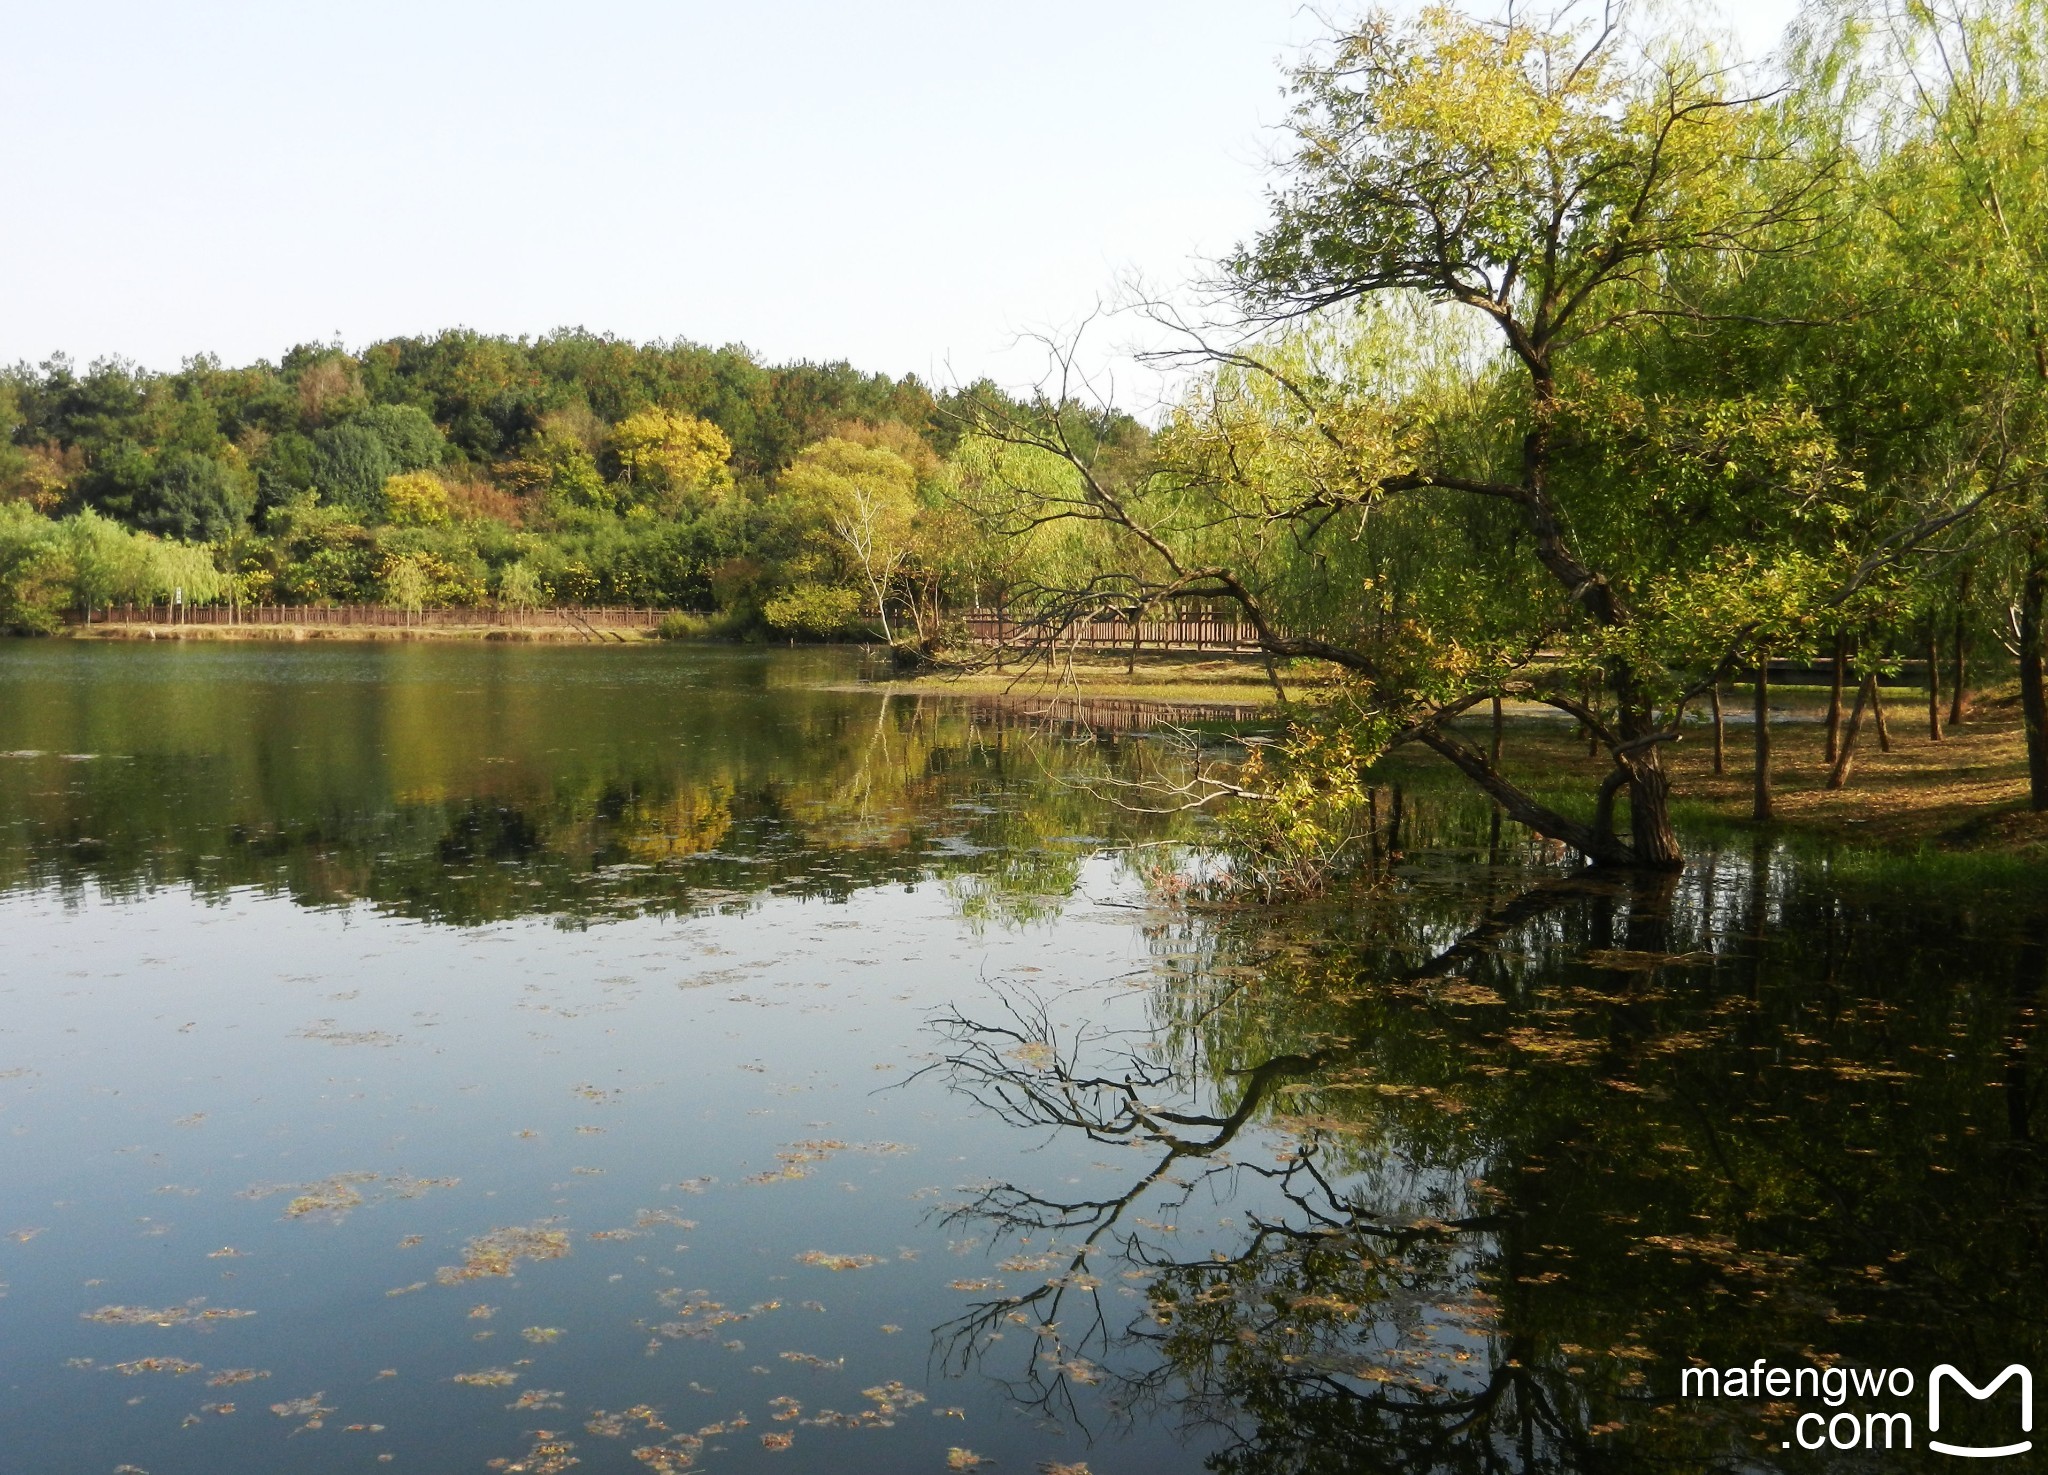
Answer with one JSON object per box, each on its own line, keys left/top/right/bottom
{"left": 762, "top": 581, "right": 866, "bottom": 638}
{"left": 0, "top": 503, "right": 64, "bottom": 632}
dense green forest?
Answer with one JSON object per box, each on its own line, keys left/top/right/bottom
{"left": 0, "top": 331, "right": 1046, "bottom": 635}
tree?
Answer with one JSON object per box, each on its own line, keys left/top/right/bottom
{"left": 309, "top": 423, "right": 395, "bottom": 519}
{"left": 502, "top": 429, "right": 611, "bottom": 516}
{"left": 783, "top": 437, "right": 919, "bottom": 644}
{"left": 355, "top": 403, "right": 447, "bottom": 472}
{"left": 140, "top": 452, "right": 253, "bottom": 542}
{"left": 383, "top": 471, "right": 452, "bottom": 527}
{"left": 139, "top": 534, "right": 230, "bottom": 606}
{"left": 0, "top": 502, "right": 65, "bottom": 632}
{"left": 1232, "top": 3, "right": 1848, "bottom": 867}
{"left": 497, "top": 561, "right": 543, "bottom": 610}
{"left": 383, "top": 554, "right": 430, "bottom": 619}
{"left": 1815, "top": 0, "right": 2048, "bottom": 806}
{"left": 59, "top": 509, "right": 154, "bottom": 616}
{"left": 610, "top": 408, "right": 733, "bottom": 516}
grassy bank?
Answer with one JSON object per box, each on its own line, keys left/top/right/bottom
{"left": 895, "top": 653, "right": 1290, "bottom": 705}
{"left": 910, "top": 656, "right": 2046, "bottom": 860}
{"left": 1412, "top": 696, "right": 2048, "bottom": 862}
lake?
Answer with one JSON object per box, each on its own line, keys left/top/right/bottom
{"left": 0, "top": 642, "right": 2039, "bottom": 1474}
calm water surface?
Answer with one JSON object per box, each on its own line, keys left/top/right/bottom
{"left": 0, "top": 643, "right": 2041, "bottom": 1475}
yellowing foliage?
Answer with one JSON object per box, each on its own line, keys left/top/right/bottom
{"left": 382, "top": 470, "right": 451, "bottom": 527}
{"left": 612, "top": 409, "right": 734, "bottom": 513}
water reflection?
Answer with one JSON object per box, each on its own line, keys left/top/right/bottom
{"left": 934, "top": 847, "right": 2048, "bottom": 1472}
{"left": 0, "top": 643, "right": 1191, "bottom": 924}
{"left": 5, "top": 643, "right": 2043, "bottom": 1473}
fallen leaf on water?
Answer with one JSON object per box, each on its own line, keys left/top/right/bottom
{"left": 453, "top": 1369, "right": 518, "bottom": 1388}
{"left": 84, "top": 1302, "right": 254, "bottom": 1328}
{"left": 294, "top": 1021, "right": 401, "bottom": 1048}
{"left": 587, "top": 1407, "right": 668, "bottom": 1438}
{"left": 947, "top": 1449, "right": 988, "bottom": 1469}
{"left": 270, "top": 1393, "right": 334, "bottom": 1421}
{"left": 438, "top": 1225, "right": 570, "bottom": 1283}
{"left": 760, "top": 1432, "right": 793, "bottom": 1451}
{"left": 241, "top": 1172, "right": 458, "bottom": 1223}
{"left": 486, "top": 1434, "right": 580, "bottom": 1473}
{"left": 794, "top": 1251, "right": 880, "bottom": 1272}
{"left": 863, "top": 1381, "right": 926, "bottom": 1415}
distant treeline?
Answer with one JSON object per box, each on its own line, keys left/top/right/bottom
{"left": 0, "top": 329, "right": 1126, "bottom": 636}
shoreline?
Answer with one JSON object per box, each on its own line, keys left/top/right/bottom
{"left": 51, "top": 623, "right": 661, "bottom": 644}
{"left": 20, "top": 635, "right": 2044, "bottom": 861}
{"left": 1405, "top": 704, "right": 2048, "bottom": 864}
{"left": 904, "top": 658, "right": 2047, "bottom": 861}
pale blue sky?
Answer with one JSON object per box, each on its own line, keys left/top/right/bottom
{"left": 1, "top": 1, "right": 1798, "bottom": 387}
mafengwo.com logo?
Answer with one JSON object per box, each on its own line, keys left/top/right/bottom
{"left": 1681, "top": 1360, "right": 2033, "bottom": 1457}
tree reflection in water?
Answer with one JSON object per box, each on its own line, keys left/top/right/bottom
{"left": 929, "top": 851, "right": 2048, "bottom": 1474}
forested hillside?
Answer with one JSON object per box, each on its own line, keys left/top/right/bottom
{"left": 0, "top": 330, "right": 1046, "bottom": 633}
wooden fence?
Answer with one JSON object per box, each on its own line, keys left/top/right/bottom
{"left": 73, "top": 603, "right": 669, "bottom": 631}
{"left": 960, "top": 610, "right": 1263, "bottom": 654}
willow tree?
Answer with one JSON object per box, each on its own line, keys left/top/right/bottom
{"left": 967, "top": 3, "right": 1858, "bottom": 868}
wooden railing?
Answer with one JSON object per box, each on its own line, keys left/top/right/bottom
{"left": 960, "top": 610, "right": 1263, "bottom": 654}
{"left": 72, "top": 603, "right": 669, "bottom": 630}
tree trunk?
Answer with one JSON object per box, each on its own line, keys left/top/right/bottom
{"left": 1951, "top": 569, "right": 1972, "bottom": 726}
{"left": 1824, "top": 633, "right": 1846, "bottom": 765}
{"left": 1488, "top": 696, "right": 1505, "bottom": 860}
{"left": 2023, "top": 537, "right": 2048, "bottom": 812}
{"left": 1598, "top": 668, "right": 1684, "bottom": 870}
{"left": 1826, "top": 675, "right": 1874, "bottom": 790}
{"left": 1710, "top": 683, "right": 1724, "bottom": 775}
{"left": 1871, "top": 672, "right": 1891, "bottom": 753}
{"left": 1927, "top": 629, "right": 1943, "bottom": 742}
{"left": 1623, "top": 752, "right": 1683, "bottom": 869}
{"left": 1410, "top": 725, "right": 1635, "bottom": 865}
{"left": 1753, "top": 654, "right": 1772, "bottom": 823}
{"left": 1262, "top": 648, "right": 1287, "bottom": 702}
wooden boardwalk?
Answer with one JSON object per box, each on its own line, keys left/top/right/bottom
{"left": 961, "top": 611, "right": 1262, "bottom": 655}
